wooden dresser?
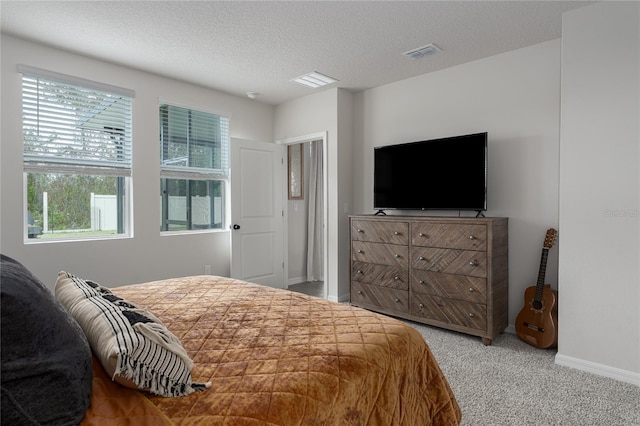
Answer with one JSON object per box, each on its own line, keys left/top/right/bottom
{"left": 349, "top": 215, "right": 508, "bottom": 345}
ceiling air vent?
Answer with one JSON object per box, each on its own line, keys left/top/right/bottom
{"left": 402, "top": 43, "right": 441, "bottom": 60}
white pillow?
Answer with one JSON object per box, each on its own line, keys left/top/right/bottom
{"left": 55, "top": 271, "right": 209, "bottom": 397}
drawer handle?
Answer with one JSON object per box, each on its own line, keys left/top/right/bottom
{"left": 469, "top": 287, "right": 475, "bottom": 292}
{"left": 356, "top": 270, "right": 363, "bottom": 275}
{"left": 419, "top": 232, "right": 425, "bottom": 237}
{"left": 419, "top": 280, "right": 425, "bottom": 285}
{"left": 357, "top": 229, "right": 363, "bottom": 233}
{"left": 469, "top": 260, "right": 478, "bottom": 267}
{"left": 394, "top": 254, "right": 401, "bottom": 258}
{"left": 418, "top": 303, "right": 424, "bottom": 309}
{"left": 394, "top": 231, "right": 400, "bottom": 235}
{"left": 468, "top": 313, "right": 475, "bottom": 318}
{"left": 358, "top": 249, "right": 363, "bottom": 254}
{"left": 469, "top": 235, "right": 476, "bottom": 240}
{"left": 358, "top": 290, "right": 363, "bottom": 295}
{"left": 394, "top": 298, "right": 400, "bottom": 303}
{"left": 419, "top": 256, "right": 428, "bottom": 261}
{"left": 394, "top": 276, "right": 400, "bottom": 280}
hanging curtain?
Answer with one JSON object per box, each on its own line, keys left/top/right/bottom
{"left": 306, "top": 140, "right": 324, "bottom": 282}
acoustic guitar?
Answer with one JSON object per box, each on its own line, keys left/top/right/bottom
{"left": 515, "top": 228, "right": 558, "bottom": 349}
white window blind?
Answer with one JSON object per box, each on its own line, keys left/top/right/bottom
{"left": 20, "top": 66, "right": 133, "bottom": 176}
{"left": 160, "top": 104, "right": 230, "bottom": 180}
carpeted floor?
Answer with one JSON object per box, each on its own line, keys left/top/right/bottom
{"left": 404, "top": 321, "right": 640, "bottom": 425}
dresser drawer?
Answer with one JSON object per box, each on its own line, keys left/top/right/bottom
{"left": 351, "top": 281, "right": 409, "bottom": 313}
{"left": 352, "top": 220, "right": 409, "bottom": 245}
{"left": 411, "top": 294, "right": 487, "bottom": 331}
{"left": 352, "top": 262, "right": 408, "bottom": 290}
{"left": 411, "top": 270, "right": 486, "bottom": 303}
{"left": 352, "top": 241, "right": 409, "bottom": 268}
{"left": 411, "top": 247, "right": 486, "bottom": 278}
{"left": 411, "top": 223, "right": 487, "bottom": 250}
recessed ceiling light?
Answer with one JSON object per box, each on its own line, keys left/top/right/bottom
{"left": 402, "top": 43, "right": 442, "bottom": 60}
{"left": 291, "top": 71, "right": 338, "bottom": 88}
{"left": 246, "top": 92, "right": 259, "bottom": 99}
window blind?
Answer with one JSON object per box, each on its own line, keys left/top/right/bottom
{"left": 160, "top": 104, "right": 230, "bottom": 180}
{"left": 20, "top": 67, "right": 133, "bottom": 176}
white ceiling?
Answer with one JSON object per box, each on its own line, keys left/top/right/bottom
{"left": 0, "top": 1, "right": 594, "bottom": 105}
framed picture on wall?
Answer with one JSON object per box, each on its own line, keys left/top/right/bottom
{"left": 288, "top": 144, "right": 304, "bottom": 200}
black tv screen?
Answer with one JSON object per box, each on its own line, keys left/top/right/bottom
{"left": 374, "top": 132, "right": 487, "bottom": 211}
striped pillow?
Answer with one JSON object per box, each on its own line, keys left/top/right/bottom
{"left": 55, "top": 272, "right": 209, "bottom": 397}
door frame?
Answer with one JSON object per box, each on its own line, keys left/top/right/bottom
{"left": 277, "top": 132, "right": 328, "bottom": 300}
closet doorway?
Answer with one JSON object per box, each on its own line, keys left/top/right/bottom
{"left": 279, "top": 132, "right": 328, "bottom": 300}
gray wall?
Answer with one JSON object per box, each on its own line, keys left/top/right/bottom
{"left": 557, "top": 2, "right": 639, "bottom": 382}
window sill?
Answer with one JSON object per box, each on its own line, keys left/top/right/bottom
{"left": 23, "top": 234, "right": 132, "bottom": 244}
{"left": 160, "top": 228, "right": 229, "bottom": 237}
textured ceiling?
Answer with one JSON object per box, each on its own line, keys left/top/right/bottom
{"left": 0, "top": 1, "right": 593, "bottom": 105}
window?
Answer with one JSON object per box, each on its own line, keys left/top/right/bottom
{"left": 20, "top": 66, "right": 133, "bottom": 240}
{"left": 160, "top": 104, "right": 229, "bottom": 232}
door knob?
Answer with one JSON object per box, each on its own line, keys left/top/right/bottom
{"left": 232, "top": 224, "right": 241, "bottom": 230}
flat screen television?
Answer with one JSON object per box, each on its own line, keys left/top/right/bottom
{"left": 374, "top": 132, "right": 487, "bottom": 212}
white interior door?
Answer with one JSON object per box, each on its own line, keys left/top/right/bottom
{"left": 230, "top": 138, "right": 284, "bottom": 288}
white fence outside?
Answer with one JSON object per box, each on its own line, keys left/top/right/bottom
{"left": 91, "top": 194, "right": 118, "bottom": 231}
{"left": 165, "top": 195, "right": 221, "bottom": 226}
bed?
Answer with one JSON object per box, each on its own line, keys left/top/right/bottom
{"left": 0, "top": 255, "right": 461, "bottom": 425}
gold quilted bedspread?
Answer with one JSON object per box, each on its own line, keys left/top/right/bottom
{"left": 86, "top": 275, "right": 461, "bottom": 425}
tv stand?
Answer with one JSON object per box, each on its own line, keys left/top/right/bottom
{"left": 475, "top": 210, "right": 486, "bottom": 218}
{"left": 349, "top": 215, "right": 508, "bottom": 345}
{"left": 374, "top": 209, "right": 387, "bottom": 216}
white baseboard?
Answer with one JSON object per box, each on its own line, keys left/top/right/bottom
{"left": 506, "top": 324, "right": 638, "bottom": 386}
{"left": 327, "top": 292, "right": 350, "bottom": 304}
{"left": 555, "top": 353, "right": 640, "bottom": 387}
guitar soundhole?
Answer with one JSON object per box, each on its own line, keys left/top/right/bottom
{"left": 532, "top": 300, "right": 543, "bottom": 310}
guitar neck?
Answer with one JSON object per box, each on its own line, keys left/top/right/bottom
{"left": 534, "top": 248, "right": 549, "bottom": 302}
